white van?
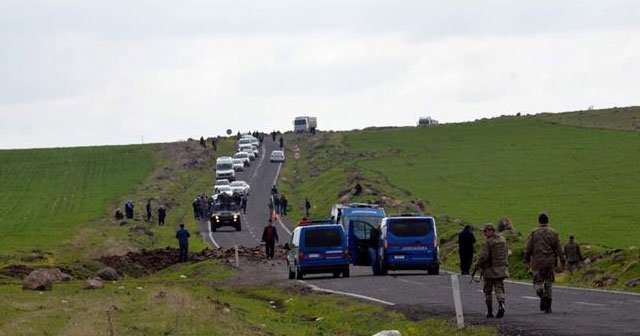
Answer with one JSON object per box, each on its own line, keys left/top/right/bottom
{"left": 215, "top": 157, "right": 235, "bottom": 181}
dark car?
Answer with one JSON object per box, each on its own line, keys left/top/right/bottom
{"left": 210, "top": 195, "right": 242, "bottom": 232}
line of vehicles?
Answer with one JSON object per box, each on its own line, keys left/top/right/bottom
{"left": 286, "top": 203, "right": 440, "bottom": 280}
{"left": 210, "top": 134, "right": 263, "bottom": 232}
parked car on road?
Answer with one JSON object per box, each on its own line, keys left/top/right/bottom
{"left": 270, "top": 150, "right": 285, "bottom": 163}
{"left": 214, "top": 179, "right": 230, "bottom": 189}
{"left": 232, "top": 159, "right": 244, "bottom": 171}
{"left": 377, "top": 214, "right": 439, "bottom": 275}
{"left": 233, "top": 152, "right": 251, "bottom": 166}
{"left": 213, "top": 185, "right": 234, "bottom": 198}
{"left": 286, "top": 224, "right": 350, "bottom": 280}
{"left": 242, "top": 148, "right": 256, "bottom": 161}
{"left": 230, "top": 181, "right": 250, "bottom": 196}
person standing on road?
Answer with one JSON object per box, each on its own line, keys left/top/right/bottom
{"left": 369, "top": 225, "right": 382, "bottom": 274}
{"left": 279, "top": 137, "right": 284, "bottom": 149}
{"left": 175, "top": 224, "right": 190, "bottom": 262}
{"left": 564, "top": 235, "right": 582, "bottom": 274}
{"left": 262, "top": 219, "right": 279, "bottom": 260}
{"left": 273, "top": 196, "right": 281, "bottom": 215}
{"left": 304, "top": 198, "right": 311, "bottom": 218}
{"left": 458, "top": 225, "right": 476, "bottom": 275}
{"left": 475, "top": 223, "right": 509, "bottom": 318}
{"left": 525, "top": 212, "right": 566, "bottom": 314}
{"left": 241, "top": 196, "right": 248, "bottom": 214}
{"left": 271, "top": 185, "right": 278, "bottom": 196}
{"left": 157, "top": 205, "right": 166, "bottom": 226}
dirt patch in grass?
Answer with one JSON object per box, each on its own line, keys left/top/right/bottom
{"left": 97, "top": 245, "right": 289, "bottom": 278}
{"left": 0, "top": 264, "right": 34, "bottom": 278}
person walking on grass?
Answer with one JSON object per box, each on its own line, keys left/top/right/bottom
{"left": 564, "top": 235, "right": 582, "bottom": 274}
{"left": 262, "top": 219, "right": 279, "bottom": 260}
{"left": 458, "top": 225, "right": 476, "bottom": 275}
{"left": 525, "top": 212, "right": 566, "bottom": 314}
{"left": 475, "top": 223, "right": 509, "bottom": 318}
{"left": 157, "top": 205, "right": 166, "bottom": 226}
{"left": 304, "top": 198, "right": 311, "bottom": 218}
{"left": 280, "top": 194, "right": 288, "bottom": 216}
{"left": 176, "top": 224, "right": 191, "bottom": 262}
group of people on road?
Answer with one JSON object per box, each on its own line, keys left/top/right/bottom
{"left": 458, "top": 213, "right": 583, "bottom": 318}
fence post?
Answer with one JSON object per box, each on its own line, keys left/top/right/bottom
{"left": 451, "top": 274, "right": 465, "bottom": 329}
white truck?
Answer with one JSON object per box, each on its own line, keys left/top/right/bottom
{"left": 293, "top": 116, "right": 317, "bottom": 133}
{"left": 215, "top": 157, "right": 236, "bottom": 181}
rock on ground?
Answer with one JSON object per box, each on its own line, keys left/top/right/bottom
{"left": 22, "top": 268, "right": 73, "bottom": 291}
{"left": 83, "top": 278, "right": 104, "bottom": 290}
{"left": 96, "top": 267, "right": 120, "bottom": 281}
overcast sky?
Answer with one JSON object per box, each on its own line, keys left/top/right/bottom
{"left": 1, "top": 1, "right": 639, "bottom": 149}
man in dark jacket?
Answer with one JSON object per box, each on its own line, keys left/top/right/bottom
{"left": 304, "top": 198, "right": 311, "bottom": 218}
{"left": 458, "top": 225, "right": 476, "bottom": 275}
{"left": 157, "top": 205, "right": 166, "bottom": 226}
{"left": 262, "top": 219, "right": 279, "bottom": 260}
{"left": 369, "top": 225, "right": 382, "bottom": 275}
{"left": 475, "top": 223, "right": 509, "bottom": 318}
{"left": 146, "top": 199, "right": 152, "bottom": 221}
{"left": 280, "top": 194, "right": 288, "bottom": 216}
{"left": 241, "top": 196, "right": 248, "bottom": 214}
{"left": 176, "top": 224, "right": 191, "bottom": 262}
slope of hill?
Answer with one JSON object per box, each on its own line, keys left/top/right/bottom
{"left": 278, "top": 107, "right": 640, "bottom": 292}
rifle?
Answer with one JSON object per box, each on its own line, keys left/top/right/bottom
{"left": 469, "top": 264, "right": 481, "bottom": 284}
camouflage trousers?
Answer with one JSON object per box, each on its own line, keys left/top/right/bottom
{"left": 532, "top": 267, "right": 554, "bottom": 300}
{"left": 483, "top": 278, "right": 506, "bottom": 306}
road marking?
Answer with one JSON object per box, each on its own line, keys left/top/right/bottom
{"left": 302, "top": 281, "right": 395, "bottom": 306}
{"left": 521, "top": 296, "right": 539, "bottom": 300}
{"left": 397, "top": 279, "right": 425, "bottom": 286}
{"left": 575, "top": 302, "right": 607, "bottom": 307}
{"left": 250, "top": 143, "right": 267, "bottom": 182}
{"left": 208, "top": 229, "right": 220, "bottom": 248}
{"left": 443, "top": 270, "right": 640, "bottom": 297}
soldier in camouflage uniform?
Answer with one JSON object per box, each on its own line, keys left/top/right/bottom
{"left": 525, "top": 213, "right": 566, "bottom": 313}
{"left": 564, "top": 235, "right": 582, "bottom": 274}
{"left": 475, "top": 223, "right": 509, "bottom": 318}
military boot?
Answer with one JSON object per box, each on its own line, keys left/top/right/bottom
{"left": 496, "top": 301, "right": 505, "bottom": 318}
{"left": 544, "top": 299, "right": 553, "bottom": 314}
{"left": 539, "top": 297, "right": 547, "bottom": 311}
{"left": 486, "top": 304, "right": 494, "bottom": 318}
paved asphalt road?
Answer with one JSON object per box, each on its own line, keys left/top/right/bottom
{"left": 200, "top": 136, "right": 640, "bottom": 336}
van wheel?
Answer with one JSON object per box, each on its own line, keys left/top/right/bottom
{"left": 343, "top": 269, "right": 350, "bottom": 278}
{"left": 428, "top": 265, "right": 440, "bottom": 275}
{"left": 333, "top": 272, "right": 340, "bottom": 278}
{"left": 295, "top": 266, "right": 304, "bottom": 280}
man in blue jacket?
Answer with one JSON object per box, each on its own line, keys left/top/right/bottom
{"left": 176, "top": 224, "right": 191, "bottom": 262}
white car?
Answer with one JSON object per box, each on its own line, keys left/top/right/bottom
{"left": 232, "top": 159, "right": 244, "bottom": 171}
{"left": 214, "top": 179, "right": 231, "bottom": 189}
{"left": 270, "top": 150, "right": 285, "bottom": 163}
{"left": 243, "top": 148, "right": 256, "bottom": 161}
{"left": 230, "top": 181, "right": 250, "bottom": 196}
{"left": 213, "top": 185, "right": 234, "bottom": 197}
{"left": 233, "top": 152, "right": 251, "bottom": 166}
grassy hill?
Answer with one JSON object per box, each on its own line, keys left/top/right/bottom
{"left": 0, "top": 145, "right": 155, "bottom": 254}
{"left": 0, "top": 139, "right": 493, "bottom": 336}
{"left": 278, "top": 107, "right": 640, "bottom": 292}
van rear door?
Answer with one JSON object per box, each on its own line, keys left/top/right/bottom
{"left": 300, "top": 228, "right": 346, "bottom": 266}
{"left": 386, "top": 218, "right": 436, "bottom": 263}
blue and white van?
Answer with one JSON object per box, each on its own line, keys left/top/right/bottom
{"left": 286, "top": 224, "right": 350, "bottom": 279}
{"left": 378, "top": 214, "right": 439, "bottom": 275}
{"left": 333, "top": 204, "right": 387, "bottom": 266}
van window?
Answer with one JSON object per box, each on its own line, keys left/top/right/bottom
{"left": 342, "top": 215, "right": 382, "bottom": 232}
{"left": 295, "top": 119, "right": 307, "bottom": 126}
{"left": 388, "top": 218, "right": 433, "bottom": 237}
{"left": 304, "top": 229, "right": 342, "bottom": 247}
{"left": 217, "top": 163, "right": 233, "bottom": 170}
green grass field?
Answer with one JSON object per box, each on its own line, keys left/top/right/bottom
{"left": 345, "top": 117, "right": 640, "bottom": 248}
{"left": 0, "top": 145, "right": 155, "bottom": 255}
